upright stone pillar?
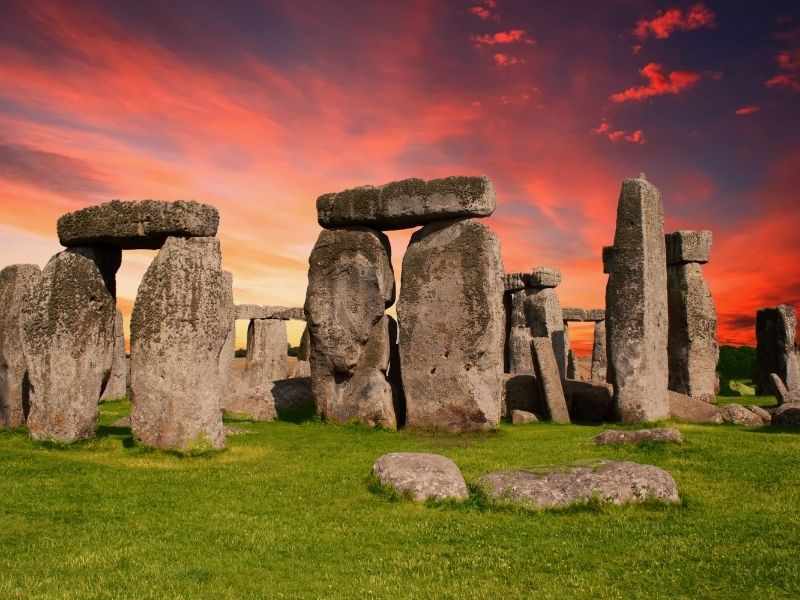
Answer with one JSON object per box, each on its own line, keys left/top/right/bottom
{"left": 756, "top": 305, "right": 800, "bottom": 395}
{"left": 246, "top": 319, "right": 287, "bottom": 382}
{"left": 666, "top": 231, "right": 718, "bottom": 403}
{"left": 504, "top": 274, "right": 534, "bottom": 374}
{"left": 590, "top": 319, "right": 607, "bottom": 382}
{"left": 218, "top": 272, "right": 235, "bottom": 396}
{"left": 523, "top": 267, "right": 566, "bottom": 378}
{"left": 604, "top": 175, "right": 669, "bottom": 422}
{"left": 0, "top": 264, "right": 42, "bottom": 427}
{"left": 130, "top": 237, "right": 233, "bottom": 450}
{"left": 21, "top": 246, "right": 120, "bottom": 441}
{"left": 398, "top": 218, "right": 504, "bottom": 431}
{"left": 100, "top": 309, "right": 127, "bottom": 401}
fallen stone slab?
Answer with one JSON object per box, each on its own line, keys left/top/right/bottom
{"left": 511, "top": 409, "right": 538, "bottom": 424}
{"left": 669, "top": 391, "right": 723, "bottom": 423}
{"left": 234, "top": 305, "right": 305, "bottom": 321}
{"left": 531, "top": 337, "right": 570, "bottom": 423}
{"left": 372, "top": 452, "right": 468, "bottom": 501}
{"left": 476, "top": 460, "right": 679, "bottom": 508}
{"left": 747, "top": 405, "right": 772, "bottom": 424}
{"left": 665, "top": 230, "right": 712, "bottom": 265}
{"left": 593, "top": 428, "right": 684, "bottom": 445}
{"left": 719, "top": 403, "right": 764, "bottom": 426}
{"left": 317, "top": 176, "right": 495, "bottom": 230}
{"left": 771, "top": 403, "right": 800, "bottom": 427}
{"left": 57, "top": 200, "right": 219, "bottom": 250}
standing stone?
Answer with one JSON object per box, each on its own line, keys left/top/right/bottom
{"left": 246, "top": 319, "right": 287, "bottom": 383}
{"left": 130, "top": 237, "right": 233, "bottom": 451}
{"left": 398, "top": 218, "right": 504, "bottom": 431}
{"left": 292, "top": 326, "right": 312, "bottom": 377}
{"left": 21, "top": 246, "right": 120, "bottom": 441}
{"left": 590, "top": 319, "right": 607, "bottom": 382}
{"left": 305, "top": 227, "right": 398, "bottom": 428}
{"left": 524, "top": 267, "right": 566, "bottom": 378}
{"left": 506, "top": 287, "right": 535, "bottom": 374}
{"left": 100, "top": 309, "right": 127, "bottom": 401}
{"left": 755, "top": 305, "right": 800, "bottom": 396}
{"left": 567, "top": 349, "right": 577, "bottom": 379}
{"left": 530, "top": 337, "right": 570, "bottom": 423}
{"left": 605, "top": 176, "right": 669, "bottom": 422}
{"left": 218, "top": 272, "right": 235, "bottom": 397}
{"left": 0, "top": 265, "right": 42, "bottom": 427}
{"left": 666, "top": 232, "right": 718, "bottom": 403}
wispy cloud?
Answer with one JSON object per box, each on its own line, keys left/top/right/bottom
{"left": 766, "top": 47, "right": 800, "bottom": 92}
{"left": 591, "top": 119, "right": 646, "bottom": 144}
{"left": 611, "top": 62, "right": 700, "bottom": 102}
{"left": 633, "top": 3, "right": 716, "bottom": 41}
{"left": 471, "top": 29, "right": 534, "bottom": 46}
{"left": 734, "top": 105, "right": 760, "bottom": 116}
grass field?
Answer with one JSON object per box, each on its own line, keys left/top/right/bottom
{"left": 1, "top": 395, "right": 799, "bottom": 599}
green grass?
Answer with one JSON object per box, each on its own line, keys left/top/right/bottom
{"left": 1, "top": 398, "right": 799, "bottom": 599}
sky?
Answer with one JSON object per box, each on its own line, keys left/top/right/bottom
{"left": 1, "top": 0, "right": 799, "bottom": 354}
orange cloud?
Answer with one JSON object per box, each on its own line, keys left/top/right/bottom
{"left": 471, "top": 29, "right": 534, "bottom": 46}
{"left": 611, "top": 62, "right": 700, "bottom": 102}
{"left": 734, "top": 105, "right": 760, "bottom": 116}
{"left": 633, "top": 3, "right": 716, "bottom": 40}
{"left": 591, "top": 119, "right": 645, "bottom": 144}
{"left": 493, "top": 53, "right": 520, "bottom": 66}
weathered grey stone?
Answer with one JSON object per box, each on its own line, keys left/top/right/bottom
{"left": 585, "top": 309, "right": 606, "bottom": 322}
{"left": 511, "top": 409, "right": 538, "bottom": 424}
{"left": 234, "top": 305, "right": 305, "bottom": 321}
{"left": 130, "top": 236, "right": 233, "bottom": 450}
{"left": 747, "top": 405, "right": 772, "bottom": 424}
{"left": 0, "top": 264, "right": 41, "bottom": 427}
{"left": 605, "top": 176, "right": 669, "bottom": 422}
{"left": 317, "top": 176, "right": 495, "bottom": 230}
{"left": 398, "top": 218, "right": 504, "bottom": 431}
{"left": 372, "top": 452, "right": 468, "bottom": 501}
{"left": 562, "top": 308, "right": 587, "bottom": 322}
{"left": 525, "top": 288, "right": 566, "bottom": 377}
{"left": 602, "top": 246, "right": 615, "bottom": 274}
{"left": 218, "top": 276, "right": 236, "bottom": 399}
{"left": 531, "top": 337, "right": 570, "bottom": 423}
{"left": 593, "top": 428, "right": 684, "bottom": 445}
{"left": 476, "top": 460, "right": 679, "bottom": 508}
{"left": 528, "top": 267, "right": 561, "bottom": 288}
{"left": 21, "top": 247, "right": 119, "bottom": 441}
{"left": 246, "top": 319, "right": 287, "bottom": 383}
{"left": 567, "top": 349, "right": 577, "bottom": 379}
{"left": 291, "top": 327, "right": 312, "bottom": 377}
{"left": 57, "top": 200, "right": 219, "bottom": 250}
{"left": 562, "top": 379, "right": 613, "bottom": 422}
{"left": 502, "top": 373, "right": 539, "bottom": 415}
{"left": 506, "top": 289, "right": 535, "bottom": 374}
{"left": 720, "top": 403, "right": 763, "bottom": 426}
{"left": 504, "top": 273, "right": 529, "bottom": 292}
{"left": 769, "top": 372, "right": 800, "bottom": 405}
{"left": 665, "top": 230, "right": 711, "bottom": 265}
{"left": 669, "top": 390, "right": 723, "bottom": 423}
{"left": 590, "top": 319, "right": 607, "bottom": 382}
{"left": 305, "top": 227, "right": 398, "bottom": 429}
{"left": 222, "top": 380, "right": 277, "bottom": 421}
{"left": 756, "top": 305, "right": 799, "bottom": 395}
{"left": 100, "top": 309, "right": 127, "bottom": 401}
{"left": 667, "top": 260, "right": 718, "bottom": 403}
{"left": 771, "top": 403, "right": 800, "bottom": 427}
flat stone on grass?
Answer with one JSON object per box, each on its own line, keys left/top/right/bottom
{"left": 372, "top": 452, "right": 468, "bottom": 502}
{"left": 593, "top": 428, "right": 684, "bottom": 445}
{"left": 511, "top": 410, "right": 538, "bottom": 424}
{"left": 720, "top": 403, "right": 764, "bottom": 426}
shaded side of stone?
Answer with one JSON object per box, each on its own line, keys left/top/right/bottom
{"left": 590, "top": 319, "right": 607, "bottom": 382}
{"left": 668, "top": 390, "right": 723, "bottom": 423}
{"left": 665, "top": 230, "right": 711, "bottom": 264}
{"left": 502, "top": 373, "right": 540, "bottom": 415}
{"left": 531, "top": 337, "right": 570, "bottom": 423}
{"left": 772, "top": 403, "right": 800, "bottom": 427}
{"left": 524, "top": 288, "right": 566, "bottom": 377}
{"left": 100, "top": 308, "right": 127, "bottom": 401}
{"left": 562, "top": 379, "right": 613, "bottom": 422}
{"left": 507, "top": 289, "right": 535, "bottom": 374}
{"left": 755, "top": 305, "right": 799, "bottom": 395}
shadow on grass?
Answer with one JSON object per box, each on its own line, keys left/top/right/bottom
{"left": 744, "top": 426, "right": 800, "bottom": 435}
{"left": 276, "top": 398, "right": 318, "bottom": 424}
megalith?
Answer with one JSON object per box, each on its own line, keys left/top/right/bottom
{"left": 0, "top": 264, "right": 42, "bottom": 427}
{"left": 604, "top": 175, "right": 669, "bottom": 422}
{"left": 305, "top": 227, "right": 398, "bottom": 428}
{"left": 665, "top": 231, "right": 718, "bottom": 403}
{"left": 755, "top": 305, "right": 800, "bottom": 395}
{"left": 292, "top": 326, "right": 311, "bottom": 377}
{"left": 130, "top": 236, "right": 233, "bottom": 450}
{"left": 523, "top": 267, "right": 566, "bottom": 377}
{"left": 504, "top": 274, "right": 535, "bottom": 375}
{"left": 398, "top": 218, "right": 504, "bottom": 431}
{"left": 530, "top": 337, "right": 570, "bottom": 423}
{"left": 21, "top": 246, "right": 120, "bottom": 440}
{"left": 590, "top": 318, "right": 607, "bottom": 382}
{"left": 100, "top": 308, "right": 127, "bottom": 401}
{"left": 245, "top": 319, "right": 287, "bottom": 383}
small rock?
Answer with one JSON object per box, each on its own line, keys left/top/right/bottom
{"left": 593, "top": 428, "right": 684, "bottom": 445}
{"left": 747, "top": 405, "right": 772, "bottom": 424}
{"left": 720, "top": 403, "right": 764, "bottom": 426}
{"left": 772, "top": 403, "right": 800, "bottom": 427}
{"left": 511, "top": 410, "right": 538, "bottom": 424}
{"left": 372, "top": 452, "right": 468, "bottom": 502}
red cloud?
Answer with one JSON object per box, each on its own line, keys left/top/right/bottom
{"left": 472, "top": 29, "right": 534, "bottom": 46}
{"left": 493, "top": 53, "right": 520, "bottom": 66}
{"left": 469, "top": 6, "right": 491, "bottom": 20}
{"left": 611, "top": 62, "right": 701, "bottom": 102}
{"left": 591, "top": 119, "right": 646, "bottom": 144}
{"left": 766, "top": 47, "right": 800, "bottom": 92}
{"left": 734, "top": 105, "right": 760, "bottom": 116}
{"left": 634, "top": 3, "right": 716, "bottom": 40}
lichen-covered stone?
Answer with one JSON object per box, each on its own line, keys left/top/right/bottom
{"left": 292, "top": 326, "right": 311, "bottom": 377}
{"left": 524, "top": 288, "right": 566, "bottom": 377}
{"left": 593, "top": 428, "right": 684, "bottom": 445}
{"left": 665, "top": 230, "right": 712, "bottom": 265}
{"left": 590, "top": 319, "right": 607, "bottom": 382}
{"left": 130, "top": 236, "right": 233, "bottom": 450}
{"left": 246, "top": 319, "right": 287, "bottom": 383}
{"left": 234, "top": 305, "right": 305, "bottom": 320}
{"left": 100, "top": 309, "right": 127, "bottom": 401}
{"left": 531, "top": 337, "right": 570, "bottom": 423}
{"left": 585, "top": 309, "right": 606, "bottom": 322}
{"left": 372, "top": 453, "right": 468, "bottom": 501}
{"left": 528, "top": 267, "right": 561, "bottom": 288}
{"left": 605, "top": 177, "right": 669, "bottom": 422}
{"left": 747, "top": 405, "right": 772, "bottom": 424}
{"left": 317, "top": 176, "right": 495, "bottom": 230}
{"left": 0, "top": 264, "right": 41, "bottom": 427}
{"left": 720, "top": 403, "right": 764, "bottom": 426}
{"left": 21, "top": 247, "right": 119, "bottom": 441}
{"left": 57, "top": 200, "right": 219, "bottom": 249}
{"left": 755, "top": 305, "right": 799, "bottom": 396}
{"left": 506, "top": 289, "right": 535, "bottom": 374}
{"left": 398, "top": 218, "right": 504, "bottom": 431}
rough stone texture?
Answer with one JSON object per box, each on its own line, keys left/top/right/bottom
{"left": 292, "top": 327, "right": 312, "bottom": 377}
{"left": 748, "top": 405, "right": 772, "bottom": 424}
{"left": 130, "top": 236, "right": 233, "bottom": 450}
{"left": 755, "top": 305, "right": 800, "bottom": 395}
{"left": 562, "top": 308, "right": 587, "bottom": 322}
{"left": 524, "top": 288, "right": 566, "bottom": 377}
{"left": 506, "top": 289, "right": 535, "bottom": 374}
{"left": 511, "top": 409, "right": 538, "bottom": 424}
{"left": 504, "top": 273, "right": 529, "bottom": 292}
{"left": 218, "top": 273, "right": 236, "bottom": 400}
{"left": 769, "top": 372, "right": 800, "bottom": 405}
{"left": 305, "top": 227, "right": 398, "bottom": 429}
{"left": 502, "top": 374, "right": 539, "bottom": 415}
{"left": 562, "top": 379, "right": 613, "bottom": 422}
{"left": 585, "top": 309, "right": 606, "bottom": 322}
{"left": 665, "top": 230, "right": 712, "bottom": 265}
{"left": 590, "top": 319, "right": 607, "bottom": 382}
{"left": 720, "top": 403, "right": 764, "bottom": 426}
{"left": 566, "top": 349, "right": 577, "bottom": 379}
{"left": 476, "top": 461, "right": 679, "bottom": 508}
{"left": 234, "top": 305, "right": 305, "bottom": 321}
{"left": 605, "top": 176, "right": 670, "bottom": 422}
{"left": 531, "top": 337, "right": 570, "bottom": 423}
{"left": 100, "top": 309, "right": 127, "bottom": 401}
{"left": 772, "top": 403, "right": 800, "bottom": 427}
{"left": 317, "top": 176, "right": 495, "bottom": 230}
{"left": 529, "top": 267, "right": 562, "bottom": 288}
{"left": 246, "top": 319, "right": 287, "bottom": 383}
{"left": 222, "top": 380, "right": 277, "bottom": 421}
{"left": 398, "top": 218, "right": 504, "bottom": 431}
{"left": 271, "top": 377, "right": 313, "bottom": 411}
{"left": 593, "top": 428, "right": 684, "bottom": 445}
{"left": 57, "top": 200, "right": 219, "bottom": 250}
{"left": 21, "top": 247, "right": 119, "bottom": 441}
{"left": 0, "top": 264, "right": 41, "bottom": 427}
{"left": 667, "top": 260, "right": 718, "bottom": 403}
{"left": 669, "top": 391, "right": 723, "bottom": 423}
{"left": 372, "top": 452, "right": 468, "bottom": 501}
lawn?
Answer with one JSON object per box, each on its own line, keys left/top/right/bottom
{"left": 1, "top": 396, "right": 798, "bottom": 599}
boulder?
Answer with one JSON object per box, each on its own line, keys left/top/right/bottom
{"left": 669, "top": 391, "right": 723, "bottom": 423}
{"left": 398, "top": 218, "right": 504, "bottom": 431}
{"left": 562, "top": 379, "right": 614, "bottom": 422}
{"left": 305, "top": 227, "right": 398, "bottom": 428}
{"left": 57, "top": 200, "right": 219, "bottom": 249}
{"left": 771, "top": 403, "right": 800, "bottom": 427}
{"left": 511, "top": 409, "right": 538, "bottom": 424}
{"left": 593, "top": 428, "right": 684, "bottom": 445}
{"left": 530, "top": 337, "right": 570, "bottom": 423}
{"left": 0, "top": 264, "right": 41, "bottom": 427}
{"left": 755, "top": 305, "right": 799, "bottom": 395}
{"left": 476, "top": 460, "right": 679, "bottom": 508}
{"left": 130, "top": 237, "right": 233, "bottom": 450}
{"left": 235, "top": 305, "right": 305, "bottom": 320}
{"left": 747, "top": 405, "right": 772, "bottom": 424}
{"left": 317, "top": 176, "right": 495, "bottom": 230}
{"left": 21, "top": 247, "right": 119, "bottom": 441}
{"left": 719, "top": 403, "right": 764, "bottom": 426}
{"left": 372, "top": 452, "right": 468, "bottom": 501}
{"left": 100, "top": 309, "right": 127, "bottom": 401}
{"left": 665, "top": 230, "right": 712, "bottom": 265}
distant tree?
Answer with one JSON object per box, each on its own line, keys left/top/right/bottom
{"left": 234, "top": 348, "right": 247, "bottom": 358}
{"left": 288, "top": 344, "right": 300, "bottom": 357}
